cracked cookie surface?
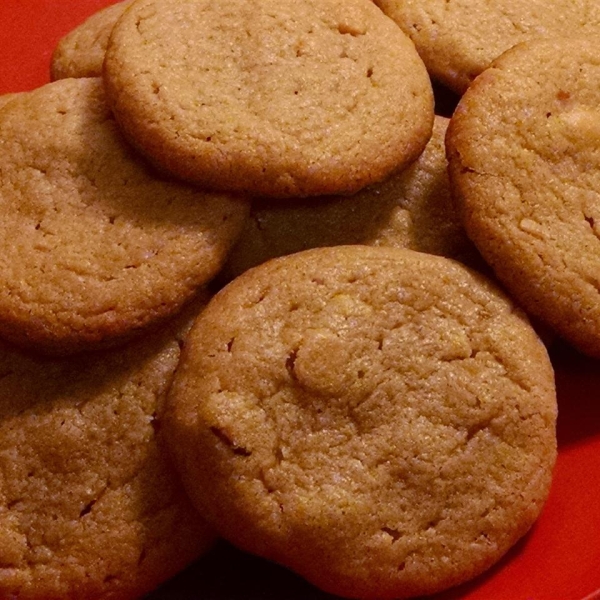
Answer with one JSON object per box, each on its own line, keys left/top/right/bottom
{"left": 165, "top": 245, "right": 557, "bottom": 599}
{"left": 103, "top": 0, "right": 434, "bottom": 198}
{"left": 0, "top": 77, "right": 248, "bottom": 355}
{"left": 374, "top": 0, "right": 600, "bottom": 93}
{"left": 0, "top": 295, "right": 215, "bottom": 600}
{"left": 446, "top": 36, "right": 600, "bottom": 357}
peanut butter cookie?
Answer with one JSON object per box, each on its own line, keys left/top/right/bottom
{"left": 103, "top": 0, "right": 434, "bottom": 198}
{"left": 50, "top": 0, "right": 133, "bottom": 80}
{"left": 165, "top": 245, "right": 557, "bottom": 599}
{"left": 446, "top": 36, "right": 600, "bottom": 357}
{"left": 374, "top": 0, "right": 600, "bottom": 94}
{"left": 0, "top": 77, "right": 248, "bottom": 355}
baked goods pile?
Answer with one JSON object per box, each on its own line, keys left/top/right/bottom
{"left": 7, "top": 0, "right": 600, "bottom": 597}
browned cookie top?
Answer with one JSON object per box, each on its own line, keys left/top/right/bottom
{"left": 0, "top": 77, "right": 248, "bottom": 355}
{"left": 165, "top": 245, "right": 557, "bottom": 599}
{"left": 446, "top": 36, "right": 600, "bottom": 357}
{"left": 103, "top": 0, "right": 434, "bottom": 198}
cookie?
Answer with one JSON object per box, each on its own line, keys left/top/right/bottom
{"left": 446, "top": 36, "right": 600, "bottom": 357}
{"left": 220, "top": 116, "right": 478, "bottom": 281}
{"left": 103, "top": 0, "right": 434, "bottom": 198}
{"left": 0, "top": 292, "right": 215, "bottom": 600}
{"left": 373, "top": 0, "right": 600, "bottom": 94}
{"left": 0, "top": 76, "right": 248, "bottom": 355}
{"left": 165, "top": 245, "right": 557, "bottom": 599}
{"left": 50, "top": 0, "right": 133, "bottom": 80}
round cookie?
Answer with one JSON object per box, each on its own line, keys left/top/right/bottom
{"left": 103, "top": 0, "right": 434, "bottom": 198}
{"left": 165, "top": 245, "right": 557, "bottom": 599}
{"left": 0, "top": 292, "right": 215, "bottom": 600}
{"left": 446, "top": 36, "right": 600, "bottom": 358}
{"left": 373, "top": 0, "right": 600, "bottom": 94}
{"left": 220, "top": 116, "right": 478, "bottom": 282}
{"left": 0, "top": 76, "right": 248, "bottom": 355}
{"left": 50, "top": 0, "right": 134, "bottom": 80}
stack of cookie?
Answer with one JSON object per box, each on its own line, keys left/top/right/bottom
{"left": 1, "top": 0, "right": 582, "bottom": 598}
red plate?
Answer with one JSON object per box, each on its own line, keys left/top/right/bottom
{"left": 1, "top": 2, "right": 600, "bottom": 599}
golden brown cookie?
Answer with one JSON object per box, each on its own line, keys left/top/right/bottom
{"left": 374, "top": 0, "right": 600, "bottom": 94}
{"left": 220, "top": 116, "right": 478, "bottom": 282}
{"left": 0, "top": 292, "right": 215, "bottom": 600}
{"left": 50, "top": 0, "right": 134, "bottom": 80}
{"left": 0, "top": 76, "right": 248, "bottom": 355}
{"left": 103, "top": 0, "right": 434, "bottom": 198}
{"left": 165, "top": 245, "right": 557, "bottom": 599}
{"left": 446, "top": 36, "right": 600, "bottom": 358}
